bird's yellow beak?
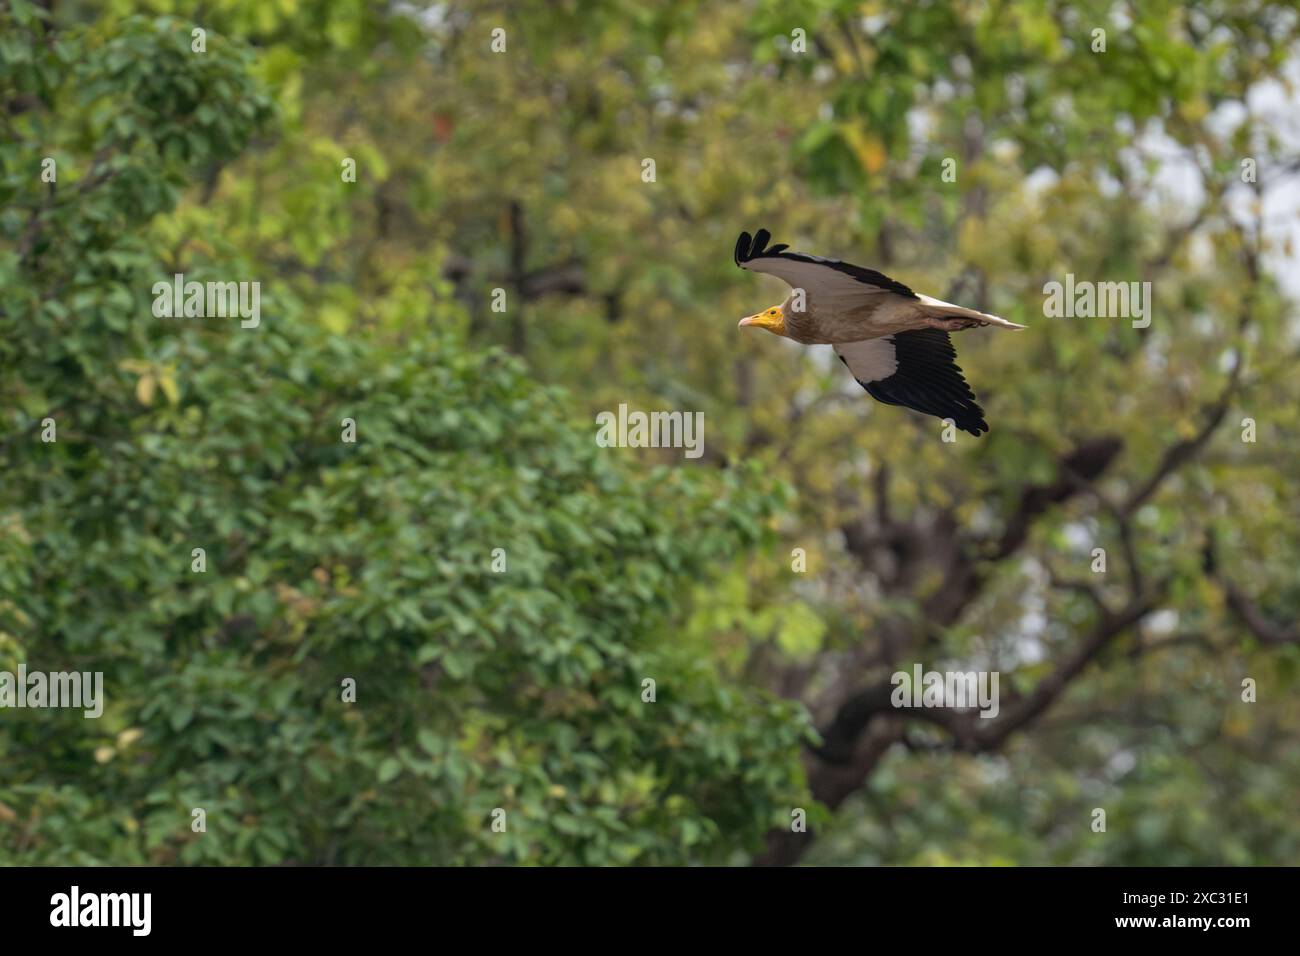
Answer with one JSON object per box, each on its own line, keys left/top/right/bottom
{"left": 738, "top": 306, "right": 786, "bottom": 335}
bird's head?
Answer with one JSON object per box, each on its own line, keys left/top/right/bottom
{"left": 738, "top": 304, "right": 787, "bottom": 337}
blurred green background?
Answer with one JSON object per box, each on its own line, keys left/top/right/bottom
{"left": 2, "top": 0, "right": 1298, "bottom": 865}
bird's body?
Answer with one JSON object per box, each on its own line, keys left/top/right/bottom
{"left": 780, "top": 292, "right": 944, "bottom": 344}
{"left": 735, "top": 229, "right": 1024, "bottom": 435}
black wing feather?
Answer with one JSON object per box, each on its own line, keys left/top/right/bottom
{"left": 734, "top": 231, "right": 752, "bottom": 265}
{"left": 858, "top": 329, "right": 989, "bottom": 436}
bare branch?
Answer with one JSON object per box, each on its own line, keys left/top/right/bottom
{"left": 973, "top": 594, "right": 1158, "bottom": 751}
{"left": 990, "top": 436, "right": 1125, "bottom": 560}
{"left": 1205, "top": 536, "right": 1300, "bottom": 646}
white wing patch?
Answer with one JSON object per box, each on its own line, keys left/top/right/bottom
{"left": 734, "top": 230, "right": 917, "bottom": 309}
{"left": 742, "top": 257, "right": 896, "bottom": 306}
{"left": 834, "top": 338, "right": 897, "bottom": 384}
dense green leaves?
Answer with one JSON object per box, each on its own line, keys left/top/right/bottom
{"left": 1, "top": 8, "right": 811, "bottom": 865}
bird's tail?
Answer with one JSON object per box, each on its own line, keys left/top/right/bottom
{"left": 917, "top": 295, "right": 1027, "bottom": 330}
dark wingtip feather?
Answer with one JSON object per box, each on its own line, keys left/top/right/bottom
{"left": 736, "top": 229, "right": 786, "bottom": 265}
{"left": 951, "top": 401, "right": 990, "bottom": 436}
{"left": 734, "top": 230, "right": 753, "bottom": 265}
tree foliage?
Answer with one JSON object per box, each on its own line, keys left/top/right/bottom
{"left": 1, "top": 6, "right": 809, "bottom": 865}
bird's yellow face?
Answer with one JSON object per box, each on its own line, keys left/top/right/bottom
{"left": 738, "top": 305, "right": 787, "bottom": 336}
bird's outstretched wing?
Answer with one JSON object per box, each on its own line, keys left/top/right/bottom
{"left": 734, "top": 228, "right": 917, "bottom": 304}
{"left": 834, "top": 329, "right": 989, "bottom": 436}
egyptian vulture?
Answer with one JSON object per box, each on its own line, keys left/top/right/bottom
{"left": 735, "top": 229, "right": 1024, "bottom": 436}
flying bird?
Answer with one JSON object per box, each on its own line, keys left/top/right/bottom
{"left": 734, "top": 229, "right": 1024, "bottom": 436}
